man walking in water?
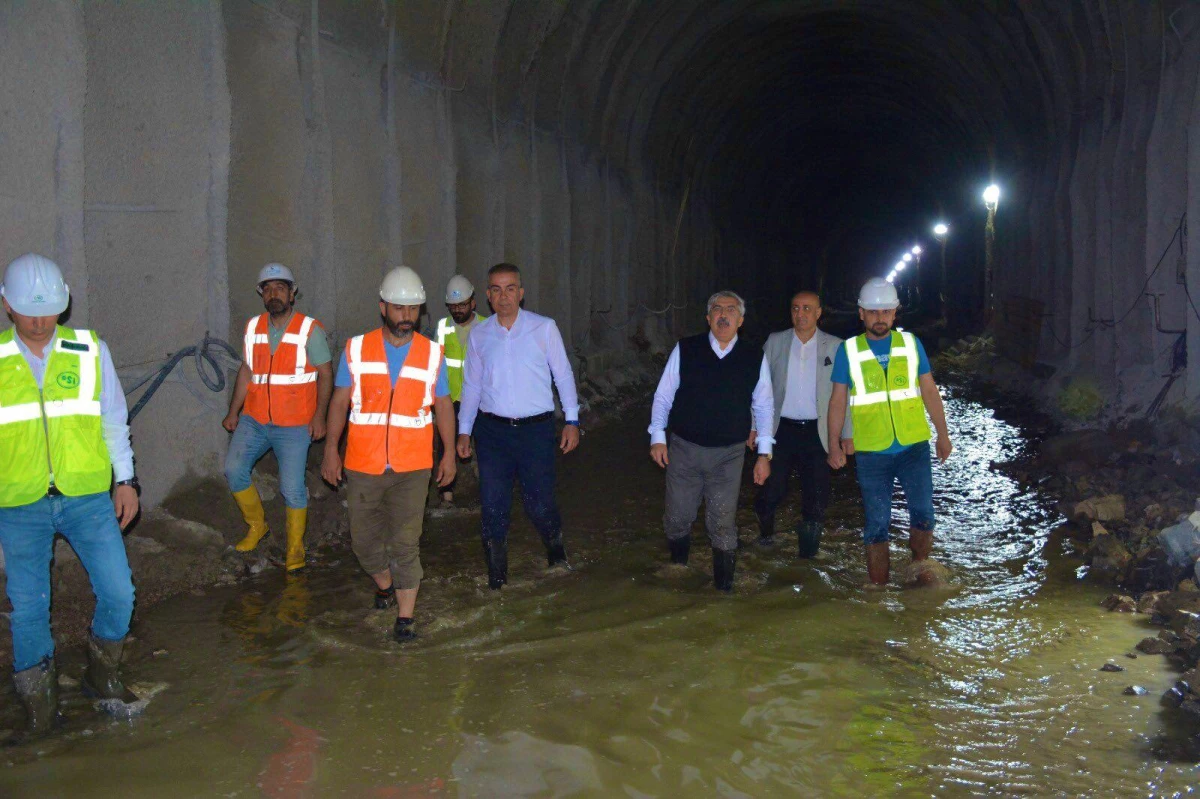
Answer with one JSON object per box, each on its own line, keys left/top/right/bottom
{"left": 827, "top": 277, "right": 952, "bottom": 586}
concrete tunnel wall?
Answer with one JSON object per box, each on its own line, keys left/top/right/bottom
{"left": 2, "top": 1, "right": 1200, "bottom": 509}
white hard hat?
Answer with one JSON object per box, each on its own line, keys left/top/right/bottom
{"left": 256, "top": 263, "right": 296, "bottom": 294}
{"left": 380, "top": 266, "right": 426, "bottom": 305}
{"left": 444, "top": 274, "right": 475, "bottom": 304}
{"left": 858, "top": 277, "right": 900, "bottom": 310}
{"left": 1, "top": 253, "right": 69, "bottom": 316}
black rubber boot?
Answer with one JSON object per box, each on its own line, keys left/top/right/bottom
{"left": 713, "top": 548, "right": 736, "bottom": 592}
{"left": 483, "top": 539, "right": 508, "bottom": 590}
{"left": 374, "top": 585, "right": 396, "bottom": 610}
{"left": 81, "top": 635, "right": 138, "bottom": 706}
{"left": 755, "top": 508, "right": 776, "bottom": 547}
{"left": 393, "top": 617, "right": 416, "bottom": 643}
{"left": 797, "top": 520, "right": 823, "bottom": 559}
{"left": 668, "top": 536, "right": 690, "bottom": 565}
{"left": 545, "top": 538, "right": 568, "bottom": 568}
{"left": 8, "top": 658, "right": 60, "bottom": 744}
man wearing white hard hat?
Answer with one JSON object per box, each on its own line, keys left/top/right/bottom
{"left": 433, "top": 274, "right": 487, "bottom": 508}
{"left": 222, "top": 263, "right": 333, "bottom": 573}
{"left": 321, "top": 266, "right": 456, "bottom": 643}
{"left": 0, "top": 253, "right": 141, "bottom": 739}
{"left": 827, "top": 277, "right": 952, "bottom": 587}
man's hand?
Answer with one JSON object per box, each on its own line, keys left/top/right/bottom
{"left": 746, "top": 430, "right": 757, "bottom": 450}
{"left": 840, "top": 438, "right": 855, "bottom": 456}
{"left": 753, "top": 455, "right": 771, "bottom": 485}
{"left": 650, "top": 442, "right": 669, "bottom": 468}
{"left": 935, "top": 435, "right": 953, "bottom": 462}
{"left": 456, "top": 434, "right": 473, "bottom": 460}
{"left": 222, "top": 412, "right": 239, "bottom": 433}
{"left": 560, "top": 424, "right": 580, "bottom": 454}
{"left": 114, "top": 485, "right": 139, "bottom": 529}
{"left": 320, "top": 447, "right": 343, "bottom": 486}
{"left": 309, "top": 415, "right": 326, "bottom": 442}
{"left": 436, "top": 451, "right": 457, "bottom": 487}
{"left": 828, "top": 442, "right": 847, "bottom": 470}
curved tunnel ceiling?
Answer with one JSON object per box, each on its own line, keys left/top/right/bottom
{"left": 460, "top": 0, "right": 1118, "bottom": 303}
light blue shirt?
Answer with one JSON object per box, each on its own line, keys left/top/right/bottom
{"left": 334, "top": 337, "right": 450, "bottom": 398}
{"left": 458, "top": 309, "right": 579, "bottom": 435}
{"left": 648, "top": 333, "right": 776, "bottom": 455}
{"left": 13, "top": 330, "right": 135, "bottom": 482}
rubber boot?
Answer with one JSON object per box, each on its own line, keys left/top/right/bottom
{"left": 713, "top": 548, "right": 736, "bottom": 592}
{"left": 393, "top": 617, "right": 416, "bottom": 643}
{"left": 285, "top": 507, "right": 307, "bottom": 572}
{"left": 81, "top": 635, "right": 139, "bottom": 706}
{"left": 755, "top": 508, "right": 776, "bottom": 548}
{"left": 545, "top": 537, "right": 568, "bottom": 568}
{"left": 866, "top": 542, "right": 891, "bottom": 586}
{"left": 909, "top": 528, "right": 933, "bottom": 561}
{"left": 8, "top": 658, "right": 60, "bottom": 743}
{"left": 483, "top": 539, "right": 508, "bottom": 590}
{"left": 668, "top": 536, "right": 690, "bottom": 565}
{"left": 797, "top": 520, "right": 823, "bottom": 559}
{"left": 374, "top": 585, "right": 396, "bottom": 610}
{"left": 232, "top": 486, "right": 270, "bottom": 552}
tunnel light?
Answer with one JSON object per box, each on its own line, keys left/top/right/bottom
{"left": 983, "top": 184, "right": 1000, "bottom": 209}
{"left": 902, "top": 253, "right": 913, "bottom": 263}
{"left": 885, "top": 274, "right": 895, "bottom": 283}
{"left": 911, "top": 245, "right": 923, "bottom": 256}
{"left": 933, "top": 222, "right": 949, "bottom": 239}
{"left": 895, "top": 262, "right": 906, "bottom": 272}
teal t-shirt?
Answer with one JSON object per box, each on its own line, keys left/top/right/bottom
{"left": 267, "top": 315, "right": 332, "bottom": 366}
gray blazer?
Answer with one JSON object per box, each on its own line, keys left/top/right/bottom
{"left": 761, "top": 328, "right": 852, "bottom": 453}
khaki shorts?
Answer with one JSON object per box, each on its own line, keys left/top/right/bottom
{"left": 345, "top": 468, "right": 430, "bottom": 589}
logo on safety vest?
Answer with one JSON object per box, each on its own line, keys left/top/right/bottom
{"left": 893, "top": 374, "right": 905, "bottom": 386}
{"left": 57, "top": 371, "right": 80, "bottom": 389}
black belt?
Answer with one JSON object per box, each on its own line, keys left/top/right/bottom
{"left": 480, "top": 411, "right": 553, "bottom": 427}
{"left": 779, "top": 417, "right": 818, "bottom": 426}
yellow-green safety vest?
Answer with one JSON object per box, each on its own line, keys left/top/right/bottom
{"left": 0, "top": 326, "right": 112, "bottom": 507}
{"left": 435, "top": 314, "right": 484, "bottom": 402}
{"left": 844, "top": 330, "right": 931, "bottom": 452}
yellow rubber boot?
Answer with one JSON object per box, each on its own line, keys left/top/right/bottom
{"left": 285, "top": 507, "right": 307, "bottom": 572}
{"left": 232, "top": 487, "right": 270, "bottom": 552}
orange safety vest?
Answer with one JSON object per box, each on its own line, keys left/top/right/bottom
{"left": 343, "top": 329, "right": 443, "bottom": 475}
{"left": 242, "top": 312, "right": 322, "bottom": 427}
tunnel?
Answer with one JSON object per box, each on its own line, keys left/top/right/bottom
{"left": 3, "top": 0, "right": 1200, "bottom": 791}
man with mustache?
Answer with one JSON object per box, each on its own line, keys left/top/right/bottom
{"left": 433, "top": 274, "right": 486, "bottom": 508}
{"left": 322, "top": 266, "right": 456, "bottom": 642}
{"left": 827, "top": 277, "right": 952, "bottom": 587}
{"left": 223, "top": 263, "right": 333, "bottom": 573}
{"left": 456, "top": 263, "right": 580, "bottom": 590}
{"left": 649, "top": 291, "right": 774, "bottom": 592}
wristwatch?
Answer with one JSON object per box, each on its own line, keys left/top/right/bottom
{"left": 115, "top": 477, "right": 141, "bottom": 494}
{"left": 759, "top": 453, "right": 772, "bottom": 461}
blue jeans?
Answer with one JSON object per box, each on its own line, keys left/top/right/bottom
{"left": 855, "top": 440, "right": 935, "bottom": 545}
{"left": 0, "top": 492, "right": 135, "bottom": 672}
{"left": 224, "top": 415, "right": 312, "bottom": 508}
{"left": 474, "top": 416, "right": 562, "bottom": 545}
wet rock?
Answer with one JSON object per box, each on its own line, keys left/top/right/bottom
{"left": 1074, "top": 494, "right": 1126, "bottom": 524}
{"left": 1126, "top": 546, "right": 1179, "bottom": 594}
{"left": 305, "top": 468, "right": 332, "bottom": 501}
{"left": 1162, "top": 681, "right": 1190, "bottom": 707}
{"left": 1088, "top": 535, "right": 1132, "bottom": 576}
{"left": 1137, "top": 636, "right": 1177, "bottom": 655}
{"left": 1101, "top": 594, "right": 1136, "bottom": 612}
{"left": 901, "top": 558, "right": 950, "bottom": 587}
{"left": 1144, "top": 503, "right": 1164, "bottom": 522}
{"left": 1091, "top": 521, "right": 1109, "bottom": 538}
{"left": 255, "top": 472, "right": 279, "bottom": 502}
{"left": 1100, "top": 662, "right": 1125, "bottom": 672}
{"left": 1180, "top": 699, "right": 1200, "bottom": 720}
{"left": 1172, "top": 610, "right": 1200, "bottom": 639}
{"left": 1137, "top": 591, "right": 1171, "bottom": 614}
{"left": 1124, "top": 685, "right": 1148, "bottom": 695}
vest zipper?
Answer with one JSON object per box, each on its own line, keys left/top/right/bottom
{"left": 38, "top": 385, "right": 54, "bottom": 485}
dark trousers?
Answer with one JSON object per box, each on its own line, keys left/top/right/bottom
{"left": 754, "top": 419, "right": 831, "bottom": 537}
{"left": 475, "top": 415, "right": 562, "bottom": 545}
{"left": 436, "top": 400, "right": 462, "bottom": 494}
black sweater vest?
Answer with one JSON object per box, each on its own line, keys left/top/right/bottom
{"left": 668, "top": 333, "right": 760, "bottom": 447}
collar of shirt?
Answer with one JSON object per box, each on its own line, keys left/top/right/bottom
{"left": 14, "top": 330, "right": 56, "bottom": 365}
{"left": 268, "top": 310, "right": 295, "bottom": 332}
{"left": 707, "top": 331, "right": 738, "bottom": 358}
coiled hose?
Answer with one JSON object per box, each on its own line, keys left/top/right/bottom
{"left": 125, "top": 333, "right": 241, "bottom": 422}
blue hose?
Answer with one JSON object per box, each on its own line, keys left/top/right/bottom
{"left": 126, "top": 333, "right": 241, "bottom": 422}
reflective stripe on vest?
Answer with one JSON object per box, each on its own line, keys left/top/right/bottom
{"left": 845, "top": 331, "right": 931, "bottom": 452}
{"left": 436, "top": 318, "right": 464, "bottom": 368}
{"left": 343, "top": 330, "right": 443, "bottom": 474}
{"left": 0, "top": 327, "right": 110, "bottom": 507}
{"left": 242, "top": 312, "right": 321, "bottom": 426}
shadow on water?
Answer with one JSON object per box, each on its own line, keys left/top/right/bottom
{"left": 3, "top": 382, "right": 1200, "bottom": 796}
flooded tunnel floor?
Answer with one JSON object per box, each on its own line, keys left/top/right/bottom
{"left": 4, "top": 385, "right": 1200, "bottom": 796}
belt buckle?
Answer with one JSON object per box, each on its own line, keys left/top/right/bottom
{"left": 508, "top": 416, "right": 520, "bottom": 427}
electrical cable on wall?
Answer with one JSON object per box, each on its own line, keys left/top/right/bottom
{"left": 122, "top": 333, "right": 241, "bottom": 422}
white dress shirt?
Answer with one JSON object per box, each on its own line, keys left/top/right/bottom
{"left": 648, "top": 333, "right": 775, "bottom": 454}
{"left": 14, "top": 330, "right": 136, "bottom": 481}
{"left": 458, "top": 309, "right": 579, "bottom": 435}
{"left": 778, "top": 331, "right": 819, "bottom": 420}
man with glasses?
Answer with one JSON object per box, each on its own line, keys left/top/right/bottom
{"left": 456, "top": 263, "right": 581, "bottom": 589}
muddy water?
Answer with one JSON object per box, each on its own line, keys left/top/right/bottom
{"left": 4, "top": 386, "right": 1200, "bottom": 796}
